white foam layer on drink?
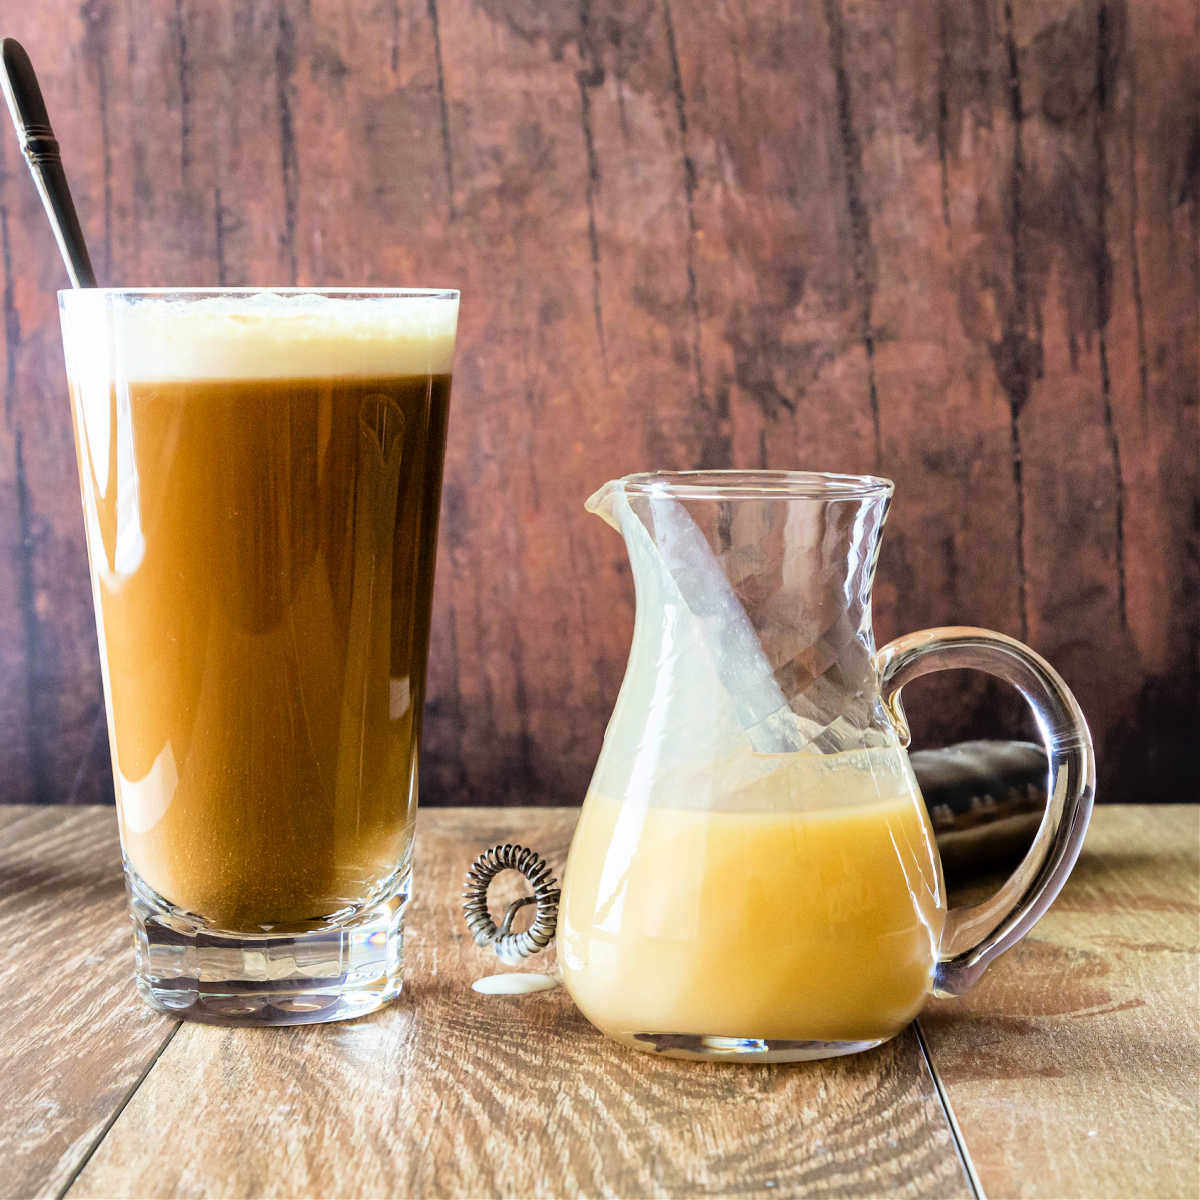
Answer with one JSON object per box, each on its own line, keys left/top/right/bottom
{"left": 60, "top": 291, "right": 458, "bottom": 383}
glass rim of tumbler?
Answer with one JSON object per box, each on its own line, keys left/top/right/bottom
{"left": 58, "top": 286, "right": 460, "bottom": 303}
{"left": 617, "top": 469, "right": 894, "bottom": 502}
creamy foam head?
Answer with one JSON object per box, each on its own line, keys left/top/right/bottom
{"left": 60, "top": 290, "right": 458, "bottom": 383}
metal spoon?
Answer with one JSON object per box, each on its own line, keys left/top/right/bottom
{"left": 0, "top": 37, "right": 96, "bottom": 287}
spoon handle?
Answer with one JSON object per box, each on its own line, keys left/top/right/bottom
{"left": 0, "top": 38, "right": 97, "bottom": 288}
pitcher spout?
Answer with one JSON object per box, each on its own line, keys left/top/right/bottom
{"left": 584, "top": 478, "right": 625, "bottom": 531}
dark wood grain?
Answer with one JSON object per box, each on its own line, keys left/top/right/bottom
{"left": 0, "top": 806, "right": 176, "bottom": 1200}
{"left": 67, "top": 807, "right": 971, "bottom": 1200}
{"left": 919, "top": 805, "right": 1200, "bottom": 1200}
{"left": 0, "top": 1, "right": 1196, "bottom": 808}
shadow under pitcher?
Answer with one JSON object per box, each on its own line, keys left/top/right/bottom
{"left": 59, "top": 288, "right": 459, "bottom": 1025}
{"left": 468, "top": 471, "right": 1095, "bottom": 1062}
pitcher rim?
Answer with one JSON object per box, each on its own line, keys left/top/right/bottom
{"left": 615, "top": 470, "right": 894, "bottom": 500}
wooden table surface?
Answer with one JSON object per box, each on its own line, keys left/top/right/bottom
{"left": 1, "top": 804, "right": 1196, "bottom": 1200}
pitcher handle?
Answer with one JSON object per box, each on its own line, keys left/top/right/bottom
{"left": 875, "top": 626, "right": 1096, "bottom": 997}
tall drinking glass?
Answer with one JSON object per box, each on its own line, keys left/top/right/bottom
{"left": 58, "top": 288, "right": 459, "bottom": 1024}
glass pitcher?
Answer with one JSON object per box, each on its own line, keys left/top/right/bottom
{"left": 466, "top": 471, "right": 1094, "bottom": 1062}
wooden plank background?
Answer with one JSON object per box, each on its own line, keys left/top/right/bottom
{"left": 0, "top": 0, "right": 1196, "bottom": 808}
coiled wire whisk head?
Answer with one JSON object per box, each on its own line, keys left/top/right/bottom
{"left": 462, "top": 843, "right": 560, "bottom": 963}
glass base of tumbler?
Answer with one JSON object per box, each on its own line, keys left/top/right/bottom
{"left": 627, "top": 1032, "right": 890, "bottom": 1062}
{"left": 127, "top": 868, "right": 409, "bottom": 1026}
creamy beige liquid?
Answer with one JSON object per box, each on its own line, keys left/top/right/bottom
{"left": 63, "top": 294, "right": 456, "bottom": 929}
{"left": 559, "top": 748, "right": 946, "bottom": 1046}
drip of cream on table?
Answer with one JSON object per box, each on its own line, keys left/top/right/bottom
{"left": 472, "top": 973, "right": 559, "bottom": 996}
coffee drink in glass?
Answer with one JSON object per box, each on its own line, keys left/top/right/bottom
{"left": 58, "top": 288, "right": 458, "bottom": 1024}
